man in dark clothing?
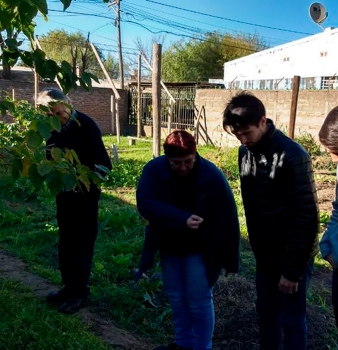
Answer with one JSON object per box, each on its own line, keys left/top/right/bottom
{"left": 37, "top": 88, "right": 112, "bottom": 314}
{"left": 223, "top": 92, "right": 319, "bottom": 350}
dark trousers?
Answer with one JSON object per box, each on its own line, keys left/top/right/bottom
{"left": 255, "top": 260, "right": 313, "bottom": 350}
{"left": 56, "top": 188, "right": 100, "bottom": 297}
{"left": 332, "top": 268, "right": 338, "bottom": 328}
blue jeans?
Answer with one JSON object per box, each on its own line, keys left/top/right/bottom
{"left": 255, "top": 259, "right": 313, "bottom": 350}
{"left": 161, "top": 253, "right": 214, "bottom": 350}
{"left": 332, "top": 268, "right": 338, "bottom": 328}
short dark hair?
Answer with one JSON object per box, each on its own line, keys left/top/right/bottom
{"left": 223, "top": 91, "right": 266, "bottom": 132}
{"left": 163, "top": 130, "right": 196, "bottom": 157}
{"left": 319, "top": 106, "right": 338, "bottom": 155}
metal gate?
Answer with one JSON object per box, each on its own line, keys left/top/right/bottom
{"left": 128, "top": 84, "right": 196, "bottom": 130}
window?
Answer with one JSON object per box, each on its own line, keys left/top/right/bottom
{"left": 321, "top": 76, "right": 338, "bottom": 89}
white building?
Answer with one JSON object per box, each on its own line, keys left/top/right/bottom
{"left": 223, "top": 27, "right": 338, "bottom": 90}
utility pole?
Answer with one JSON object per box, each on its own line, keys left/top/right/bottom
{"left": 109, "top": 0, "right": 124, "bottom": 89}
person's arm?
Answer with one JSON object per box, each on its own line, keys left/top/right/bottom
{"left": 202, "top": 166, "right": 240, "bottom": 274}
{"left": 282, "top": 149, "right": 319, "bottom": 282}
{"left": 218, "top": 174, "right": 241, "bottom": 273}
{"left": 90, "top": 126, "right": 112, "bottom": 172}
{"left": 136, "top": 160, "right": 192, "bottom": 229}
{"left": 320, "top": 193, "right": 338, "bottom": 268}
{"left": 79, "top": 114, "right": 112, "bottom": 174}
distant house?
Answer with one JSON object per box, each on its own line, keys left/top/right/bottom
{"left": 222, "top": 27, "right": 338, "bottom": 90}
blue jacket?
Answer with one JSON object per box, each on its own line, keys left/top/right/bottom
{"left": 135, "top": 153, "right": 240, "bottom": 286}
{"left": 320, "top": 166, "right": 338, "bottom": 267}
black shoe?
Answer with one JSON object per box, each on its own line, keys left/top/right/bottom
{"left": 46, "top": 288, "right": 69, "bottom": 303}
{"left": 153, "top": 343, "right": 193, "bottom": 350}
{"left": 57, "top": 296, "right": 88, "bottom": 314}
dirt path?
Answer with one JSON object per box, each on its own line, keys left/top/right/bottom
{"left": 0, "top": 251, "right": 153, "bottom": 350}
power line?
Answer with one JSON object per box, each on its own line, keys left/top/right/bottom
{"left": 40, "top": 2, "right": 276, "bottom": 57}
{"left": 49, "top": 9, "right": 112, "bottom": 20}
{"left": 37, "top": 16, "right": 138, "bottom": 52}
{"left": 123, "top": 20, "right": 262, "bottom": 53}
{"left": 45, "top": 7, "right": 265, "bottom": 53}
{"left": 122, "top": 3, "right": 267, "bottom": 52}
{"left": 36, "top": 37, "right": 138, "bottom": 55}
{"left": 123, "top": 4, "right": 204, "bottom": 37}
{"left": 124, "top": 1, "right": 287, "bottom": 46}
{"left": 144, "top": 0, "right": 312, "bottom": 36}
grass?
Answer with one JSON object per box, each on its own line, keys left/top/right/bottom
{"left": 0, "top": 135, "right": 337, "bottom": 349}
{"left": 0, "top": 279, "right": 110, "bottom": 350}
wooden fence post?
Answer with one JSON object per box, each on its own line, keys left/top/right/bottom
{"left": 288, "top": 75, "right": 301, "bottom": 139}
{"left": 152, "top": 44, "right": 162, "bottom": 158}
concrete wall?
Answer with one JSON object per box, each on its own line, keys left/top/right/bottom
{"left": 0, "top": 75, "right": 128, "bottom": 135}
{"left": 2, "top": 71, "right": 338, "bottom": 147}
{"left": 195, "top": 89, "right": 338, "bottom": 147}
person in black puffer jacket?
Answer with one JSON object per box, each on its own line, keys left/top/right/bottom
{"left": 223, "top": 91, "right": 319, "bottom": 350}
{"left": 37, "top": 88, "right": 112, "bottom": 315}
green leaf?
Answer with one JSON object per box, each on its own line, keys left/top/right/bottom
{"left": 31, "top": 48, "right": 46, "bottom": 62}
{"left": 62, "top": 173, "right": 76, "bottom": 191}
{"left": 89, "top": 172, "right": 103, "bottom": 187}
{"left": 5, "top": 38, "right": 20, "bottom": 51}
{"left": 92, "top": 171, "right": 105, "bottom": 181}
{"left": 36, "top": 120, "right": 52, "bottom": 139}
{"left": 2, "top": 49, "right": 20, "bottom": 67}
{"left": 95, "top": 164, "right": 111, "bottom": 175}
{"left": 21, "top": 23, "right": 36, "bottom": 43}
{"left": 50, "top": 147, "right": 62, "bottom": 162}
{"left": 45, "top": 59, "right": 59, "bottom": 81}
{"left": 46, "top": 171, "right": 64, "bottom": 196}
{"left": 37, "top": 162, "right": 53, "bottom": 176}
{"left": 60, "top": 0, "right": 72, "bottom": 11}
{"left": 77, "top": 175, "right": 90, "bottom": 192}
{"left": 32, "top": 49, "right": 47, "bottom": 76}
{"left": 49, "top": 116, "right": 61, "bottom": 132}
{"left": 0, "top": 100, "right": 15, "bottom": 115}
{"left": 70, "top": 149, "right": 80, "bottom": 164}
{"left": 26, "top": 130, "right": 43, "bottom": 149}
{"left": 34, "top": 0, "right": 49, "bottom": 19}
{"left": 113, "top": 253, "right": 133, "bottom": 266}
{"left": 60, "top": 60, "right": 73, "bottom": 75}
{"left": 81, "top": 72, "right": 97, "bottom": 86}
{"left": 28, "top": 163, "right": 45, "bottom": 190}
{"left": 28, "top": 119, "right": 37, "bottom": 130}
{"left": 11, "top": 158, "right": 23, "bottom": 180}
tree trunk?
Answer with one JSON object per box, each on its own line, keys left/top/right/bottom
{"left": 2, "top": 65, "right": 12, "bottom": 80}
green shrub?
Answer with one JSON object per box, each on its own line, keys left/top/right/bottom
{"left": 295, "top": 132, "right": 336, "bottom": 172}
{"left": 105, "top": 159, "right": 146, "bottom": 188}
{"left": 295, "top": 132, "right": 321, "bottom": 158}
{"left": 211, "top": 147, "right": 239, "bottom": 182}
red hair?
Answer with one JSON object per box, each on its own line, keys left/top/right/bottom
{"left": 163, "top": 130, "right": 196, "bottom": 157}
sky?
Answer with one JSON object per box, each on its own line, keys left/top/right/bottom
{"left": 31, "top": 0, "right": 338, "bottom": 64}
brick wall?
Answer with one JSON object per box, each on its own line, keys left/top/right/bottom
{"left": 2, "top": 72, "right": 338, "bottom": 147}
{"left": 195, "top": 89, "right": 338, "bottom": 147}
{"left": 0, "top": 76, "right": 129, "bottom": 135}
